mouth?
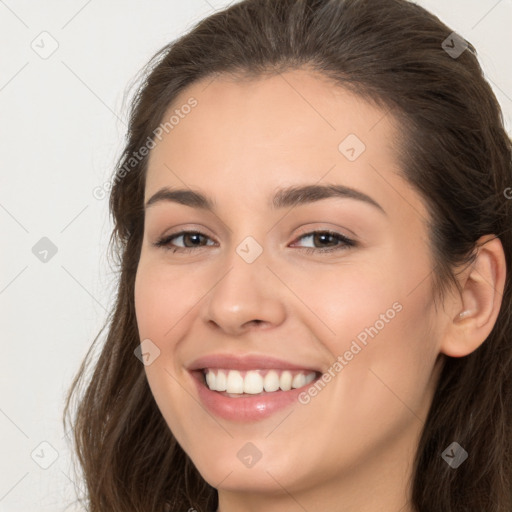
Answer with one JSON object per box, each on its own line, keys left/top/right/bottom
{"left": 187, "top": 353, "right": 323, "bottom": 421}
{"left": 199, "top": 368, "right": 320, "bottom": 397}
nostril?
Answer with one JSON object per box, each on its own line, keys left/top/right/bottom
{"left": 248, "top": 319, "right": 265, "bottom": 327}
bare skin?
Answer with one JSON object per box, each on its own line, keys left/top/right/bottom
{"left": 134, "top": 69, "right": 506, "bottom": 512}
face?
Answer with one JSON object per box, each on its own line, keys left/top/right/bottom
{"left": 134, "top": 69, "right": 445, "bottom": 506}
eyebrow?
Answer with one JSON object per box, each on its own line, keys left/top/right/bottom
{"left": 144, "top": 184, "right": 386, "bottom": 215}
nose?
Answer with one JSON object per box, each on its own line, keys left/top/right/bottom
{"left": 199, "top": 248, "right": 287, "bottom": 336}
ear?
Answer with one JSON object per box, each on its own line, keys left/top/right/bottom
{"left": 440, "top": 234, "right": 507, "bottom": 358}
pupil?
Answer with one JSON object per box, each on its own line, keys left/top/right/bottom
{"left": 317, "top": 233, "right": 331, "bottom": 246}
{"left": 188, "top": 234, "right": 201, "bottom": 246}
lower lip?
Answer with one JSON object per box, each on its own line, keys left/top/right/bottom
{"left": 190, "top": 371, "right": 319, "bottom": 422}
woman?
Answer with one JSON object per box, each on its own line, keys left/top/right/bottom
{"left": 63, "top": 0, "right": 512, "bottom": 510}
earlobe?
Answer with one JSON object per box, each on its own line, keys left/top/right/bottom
{"left": 441, "top": 235, "right": 506, "bottom": 358}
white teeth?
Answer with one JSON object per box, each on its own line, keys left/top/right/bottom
{"left": 226, "top": 370, "right": 244, "bottom": 394}
{"left": 205, "top": 371, "right": 215, "bottom": 389}
{"left": 304, "top": 372, "right": 316, "bottom": 385}
{"left": 214, "top": 370, "right": 227, "bottom": 392}
{"left": 263, "top": 370, "right": 280, "bottom": 392}
{"left": 292, "top": 373, "right": 306, "bottom": 389}
{"left": 203, "top": 368, "right": 317, "bottom": 394}
{"left": 243, "top": 371, "right": 263, "bottom": 394}
{"left": 280, "top": 370, "right": 292, "bottom": 391}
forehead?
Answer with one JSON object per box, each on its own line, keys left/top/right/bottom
{"left": 144, "top": 69, "right": 427, "bottom": 222}
{"left": 147, "top": 68, "right": 395, "bottom": 169}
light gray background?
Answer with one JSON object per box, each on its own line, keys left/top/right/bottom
{"left": 1, "top": 1, "right": 511, "bottom": 510}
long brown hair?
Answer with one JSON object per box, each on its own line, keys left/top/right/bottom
{"left": 63, "top": 0, "right": 512, "bottom": 510}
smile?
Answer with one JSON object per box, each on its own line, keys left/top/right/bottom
{"left": 203, "top": 368, "right": 317, "bottom": 396}
{"left": 187, "top": 353, "right": 323, "bottom": 422}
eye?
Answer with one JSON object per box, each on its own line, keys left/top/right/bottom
{"left": 153, "top": 229, "right": 356, "bottom": 255}
{"left": 290, "top": 230, "right": 356, "bottom": 253}
{"left": 153, "top": 231, "right": 215, "bottom": 253}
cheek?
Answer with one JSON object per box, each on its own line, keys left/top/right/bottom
{"left": 288, "top": 270, "right": 438, "bottom": 477}
{"left": 134, "top": 257, "right": 195, "bottom": 339}
{"left": 281, "top": 258, "right": 405, "bottom": 352}
{"left": 295, "top": 246, "right": 438, "bottom": 413}
{"left": 134, "top": 266, "right": 166, "bottom": 338}
{"left": 134, "top": 262, "right": 192, "bottom": 446}
{"left": 133, "top": 257, "right": 207, "bottom": 418}
{"left": 314, "top": 238, "right": 436, "bottom": 356}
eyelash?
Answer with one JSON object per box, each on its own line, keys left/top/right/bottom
{"left": 153, "top": 229, "right": 356, "bottom": 254}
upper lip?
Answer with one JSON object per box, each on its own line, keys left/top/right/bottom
{"left": 187, "top": 353, "right": 321, "bottom": 373}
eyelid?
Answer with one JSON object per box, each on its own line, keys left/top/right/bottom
{"left": 292, "top": 224, "right": 356, "bottom": 242}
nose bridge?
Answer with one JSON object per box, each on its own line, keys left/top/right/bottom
{"left": 200, "top": 230, "right": 286, "bottom": 333}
